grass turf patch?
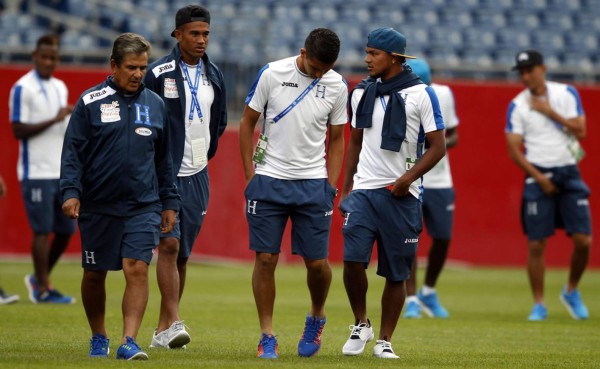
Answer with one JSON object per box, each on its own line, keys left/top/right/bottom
{"left": 0, "top": 260, "right": 598, "bottom": 368}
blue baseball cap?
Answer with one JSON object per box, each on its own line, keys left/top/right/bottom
{"left": 366, "top": 28, "right": 416, "bottom": 59}
{"left": 406, "top": 59, "right": 431, "bottom": 85}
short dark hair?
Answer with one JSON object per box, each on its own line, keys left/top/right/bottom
{"left": 110, "top": 33, "right": 151, "bottom": 66}
{"left": 304, "top": 28, "right": 340, "bottom": 65}
{"left": 36, "top": 34, "right": 59, "bottom": 50}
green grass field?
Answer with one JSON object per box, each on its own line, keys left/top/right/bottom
{"left": 0, "top": 259, "right": 598, "bottom": 368}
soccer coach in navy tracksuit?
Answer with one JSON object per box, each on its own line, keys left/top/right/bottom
{"left": 60, "top": 33, "right": 179, "bottom": 360}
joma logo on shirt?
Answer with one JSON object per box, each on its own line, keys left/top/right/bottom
{"left": 159, "top": 63, "right": 174, "bottom": 73}
{"left": 281, "top": 82, "right": 298, "bottom": 88}
{"left": 404, "top": 238, "right": 419, "bottom": 244}
{"left": 89, "top": 89, "right": 107, "bottom": 100}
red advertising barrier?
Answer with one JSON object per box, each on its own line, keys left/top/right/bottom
{"left": 1, "top": 65, "right": 598, "bottom": 267}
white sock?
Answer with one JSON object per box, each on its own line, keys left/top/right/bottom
{"left": 421, "top": 285, "right": 436, "bottom": 296}
{"left": 406, "top": 295, "right": 419, "bottom": 304}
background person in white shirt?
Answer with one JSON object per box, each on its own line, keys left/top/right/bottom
{"left": 403, "top": 59, "right": 460, "bottom": 319}
{"left": 505, "top": 49, "right": 591, "bottom": 321}
{"left": 9, "top": 34, "right": 75, "bottom": 304}
{"left": 239, "top": 28, "right": 347, "bottom": 359}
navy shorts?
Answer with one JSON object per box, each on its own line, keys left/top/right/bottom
{"left": 78, "top": 211, "right": 161, "bottom": 271}
{"left": 422, "top": 188, "right": 455, "bottom": 240}
{"left": 340, "top": 189, "right": 423, "bottom": 282}
{"left": 245, "top": 174, "right": 336, "bottom": 260}
{"left": 20, "top": 179, "right": 75, "bottom": 235}
{"left": 521, "top": 165, "right": 591, "bottom": 241}
{"left": 161, "top": 168, "right": 209, "bottom": 259}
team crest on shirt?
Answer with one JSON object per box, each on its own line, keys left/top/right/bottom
{"left": 100, "top": 101, "right": 120, "bottom": 123}
{"left": 164, "top": 78, "right": 178, "bottom": 98}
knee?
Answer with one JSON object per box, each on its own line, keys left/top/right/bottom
{"left": 83, "top": 270, "right": 107, "bottom": 286}
{"left": 177, "top": 257, "right": 188, "bottom": 270}
{"left": 431, "top": 239, "right": 450, "bottom": 251}
{"left": 305, "top": 259, "right": 330, "bottom": 275}
{"left": 123, "top": 259, "right": 149, "bottom": 278}
{"left": 255, "top": 252, "right": 278, "bottom": 271}
{"left": 159, "top": 237, "right": 179, "bottom": 256}
{"left": 573, "top": 234, "right": 592, "bottom": 251}
{"left": 528, "top": 240, "right": 546, "bottom": 257}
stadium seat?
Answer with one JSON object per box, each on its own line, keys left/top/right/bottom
{"left": 496, "top": 28, "right": 531, "bottom": 49}
{"left": 512, "top": 0, "right": 547, "bottom": 10}
{"left": 1, "top": 0, "right": 597, "bottom": 78}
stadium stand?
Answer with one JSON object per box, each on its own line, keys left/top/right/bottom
{"left": 0, "top": 0, "right": 598, "bottom": 83}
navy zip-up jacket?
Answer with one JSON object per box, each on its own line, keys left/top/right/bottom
{"left": 60, "top": 76, "right": 180, "bottom": 216}
{"left": 144, "top": 46, "right": 227, "bottom": 174}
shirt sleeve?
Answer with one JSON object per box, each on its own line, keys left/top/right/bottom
{"left": 437, "top": 85, "right": 459, "bottom": 129}
{"left": 421, "top": 86, "right": 445, "bottom": 133}
{"left": 328, "top": 80, "right": 349, "bottom": 126}
{"left": 505, "top": 101, "right": 524, "bottom": 135}
{"left": 60, "top": 98, "right": 89, "bottom": 201}
{"left": 349, "top": 89, "right": 364, "bottom": 129}
{"left": 154, "top": 106, "right": 180, "bottom": 212}
{"left": 245, "top": 64, "right": 271, "bottom": 113}
{"left": 564, "top": 85, "right": 584, "bottom": 119}
{"left": 9, "top": 84, "right": 31, "bottom": 124}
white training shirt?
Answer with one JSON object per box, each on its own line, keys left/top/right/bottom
{"left": 506, "top": 80, "right": 584, "bottom": 168}
{"left": 245, "top": 56, "right": 348, "bottom": 180}
{"left": 422, "top": 83, "right": 459, "bottom": 189}
{"left": 9, "top": 69, "right": 69, "bottom": 180}
{"left": 178, "top": 61, "right": 214, "bottom": 176}
{"left": 351, "top": 81, "right": 445, "bottom": 199}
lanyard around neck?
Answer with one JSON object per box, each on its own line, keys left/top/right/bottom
{"left": 272, "top": 78, "right": 321, "bottom": 124}
{"left": 180, "top": 60, "right": 203, "bottom": 122}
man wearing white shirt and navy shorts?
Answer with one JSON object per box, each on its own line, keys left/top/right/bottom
{"left": 9, "top": 34, "right": 76, "bottom": 304}
{"left": 506, "top": 49, "right": 591, "bottom": 322}
{"left": 403, "top": 59, "right": 460, "bottom": 319}
{"left": 239, "top": 28, "right": 347, "bottom": 359}
{"left": 339, "top": 28, "right": 446, "bottom": 359}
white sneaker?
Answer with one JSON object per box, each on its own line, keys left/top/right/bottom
{"left": 0, "top": 289, "right": 19, "bottom": 305}
{"left": 150, "top": 328, "right": 167, "bottom": 348}
{"left": 373, "top": 340, "right": 399, "bottom": 359}
{"left": 150, "top": 321, "right": 190, "bottom": 349}
{"left": 342, "top": 322, "right": 374, "bottom": 355}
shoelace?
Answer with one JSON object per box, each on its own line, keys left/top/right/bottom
{"left": 125, "top": 337, "right": 142, "bottom": 351}
{"left": 378, "top": 341, "right": 394, "bottom": 353}
{"left": 260, "top": 335, "right": 277, "bottom": 352}
{"left": 90, "top": 336, "right": 107, "bottom": 352}
{"left": 172, "top": 320, "right": 190, "bottom": 333}
{"left": 302, "top": 318, "right": 324, "bottom": 344}
{"left": 348, "top": 323, "right": 368, "bottom": 339}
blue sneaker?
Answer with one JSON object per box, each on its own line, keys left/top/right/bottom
{"left": 116, "top": 336, "right": 148, "bottom": 360}
{"left": 403, "top": 299, "right": 422, "bottom": 318}
{"left": 257, "top": 333, "right": 278, "bottom": 359}
{"left": 560, "top": 287, "right": 589, "bottom": 320}
{"left": 527, "top": 303, "right": 548, "bottom": 321}
{"left": 25, "top": 274, "right": 75, "bottom": 304}
{"left": 417, "top": 289, "right": 449, "bottom": 318}
{"left": 297, "top": 315, "right": 326, "bottom": 357}
{"left": 38, "top": 289, "right": 76, "bottom": 304}
{"left": 89, "top": 333, "right": 110, "bottom": 357}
